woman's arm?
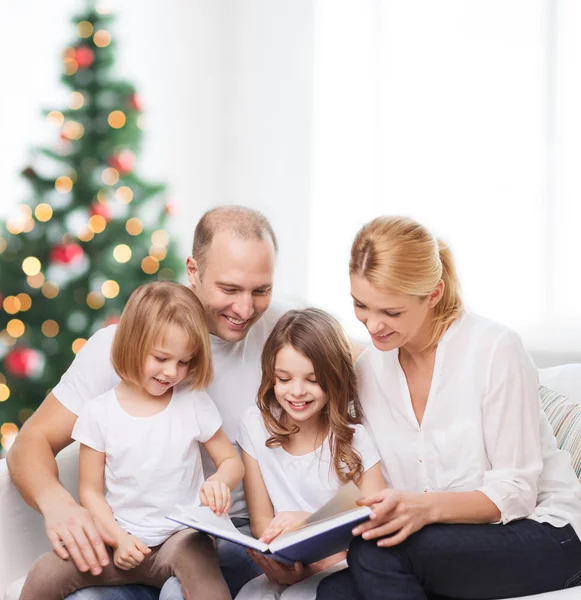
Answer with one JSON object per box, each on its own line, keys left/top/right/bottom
{"left": 78, "top": 443, "right": 128, "bottom": 546}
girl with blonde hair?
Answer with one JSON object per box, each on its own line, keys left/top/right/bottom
{"left": 21, "top": 281, "right": 244, "bottom": 600}
{"left": 317, "top": 216, "right": 581, "bottom": 600}
{"left": 236, "top": 308, "right": 385, "bottom": 600}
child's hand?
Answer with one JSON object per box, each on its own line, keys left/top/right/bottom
{"left": 260, "top": 511, "right": 312, "bottom": 543}
{"left": 200, "top": 479, "right": 231, "bottom": 516}
{"left": 113, "top": 533, "right": 151, "bottom": 570}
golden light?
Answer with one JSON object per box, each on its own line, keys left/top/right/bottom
{"left": 72, "top": 338, "right": 87, "bottom": 354}
{"left": 77, "top": 21, "right": 94, "bottom": 38}
{"left": 3, "top": 296, "right": 21, "bottom": 314}
{"left": 94, "top": 30, "right": 112, "bottom": 48}
{"left": 62, "top": 121, "right": 84, "bottom": 140}
{"left": 27, "top": 273, "right": 44, "bottom": 289}
{"left": 41, "top": 282, "right": 59, "bottom": 299}
{"left": 22, "top": 256, "right": 41, "bottom": 276}
{"left": 55, "top": 176, "right": 73, "bottom": 193}
{"left": 108, "top": 110, "right": 126, "bottom": 129}
{"left": 101, "top": 280, "right": 120, "bottom": 299}
{"left": 0, "top": 237, "right": 6, "bottom": 254}
{"left": 7, "top": 319, "right": 25, "bottom": 338}
{"left": 126, "top": 218, "right": 143, "bottom": 236}
{"left": 101, "top": 167, "right": 119, "bottom": 186}
{"left": 1, "top": 423, "right": 18, "bottom": 436}
{"left": 22, "top": 218, "right": 35, "bottom": 233}
{"left": 0, "top": 384, "right": 9, "bottom": 402}
{"left": 141, "top": 256, "right": 159, "bottom": 275}
{"left": 35, "top": 203, "right": 53, "bottom": 222}
{"left": 68, "top": 91, "right": 85, "bottom": 110}
{"left": 42, "top": 320, "right": 60, "bottom": 338}
{"left": 64, "top": 58, "right": 78, "bottom": 75}
{"left": 16, "top": 293, "right": 32, "bottom": 311}
{"left": 97, "top": 189, "right": 109, "bottom": 204}
{"left": 47, "top": 111, "right": 65, "bottom": 127}
{"left": 116, "top": 186, "right": 133, "bottom": 204}
{"left": 149, "top": 245, "right": 167, "bottom": 261}
{"left": 87, "top": 291, "right": 105, "bottom": 310}
{"left": 151, "top": 230, "right": 169, "bottom": 246}
{"left": 78, "top": 228, "right": 95, "bottom": 242}
{"left": 113, "top": 244, "right": 131, "bottom": 263}
{"left": 88, "top": 215, "right": 107, "bottom": 234}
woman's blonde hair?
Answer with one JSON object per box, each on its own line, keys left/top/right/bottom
{"left": 257, "top": 308, "right": 364, "bottom": 484}
{"left": 111, "top": 281, "right": 213, "bottom": 390}
{"left": 350, "top": 216, "right": 463, "bottom": 349}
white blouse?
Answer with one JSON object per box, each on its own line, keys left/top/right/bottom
{"left": 357, "top": 312, "right": 581, "bottom": 538}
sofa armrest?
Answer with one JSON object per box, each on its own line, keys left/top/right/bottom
{"left": 0, "top": 442, "right": 80, "bottom": 599}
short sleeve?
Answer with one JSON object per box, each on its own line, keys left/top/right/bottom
{"left": 351, "top": 424, "right": 380, "bottom": 472}
{"left": 194, "top": 391, "right": 222, "bottom": 443}
{"left": 71, "top": 398, "right": 107, "bottom": 452}
{"left": 52, "top": 326, "right": 119, "bottom": 416}
{"left": 237, "top": 408, "right": 259, "bottom": 459}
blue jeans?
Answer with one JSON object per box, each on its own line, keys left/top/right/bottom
{"left": 66, "top": 518, "right": 261, "bottom": 599}
{"left": 316, "top": 520, "right": 581, "bottom": 600}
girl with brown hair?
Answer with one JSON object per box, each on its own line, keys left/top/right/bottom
{"left": 235, "top": 308, "right": 385, "bottom": 600}
{"left": 20, "top": 281, "right": 243, "bottom": 600}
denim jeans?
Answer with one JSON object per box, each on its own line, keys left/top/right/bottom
{"left": 316, "top": 520, "right": 581, "bottom": 600}
{"left": 65, "top": 518, "right": 262, "bottom": 600}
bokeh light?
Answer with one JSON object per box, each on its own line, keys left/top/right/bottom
{"left": 116, "top": 186, "right": 133, "bottom": 204}
{"left": 87, "top": 291, "right": 105, "bottom": 309}
{"left": 141, "top": 256, "right": 159, "bottom": 274}
{"left": 7, "top": 319, "right": 25, "bottom": 338}
{"left": 27, "top": 273, "right": 45, "bottom": 289}
{"left": 68, "top": 91, "right": 85, "bottom": 110}
{"left": 35, "top": 203, "right": 53, "bottom": 222}
{"left": 101, "top": 280, "right": 120, "bottom": 298}
{"left": 42, "top": 320, "right": 60, "bottom": 338}
{"left": 22, "top": 256, "right": 41, "bottom": 276}
{"left": 94, "top": 30, "right": 112, "bottom": 47}
{"left": 126, "top": 218, "right": 143, "bottom": 236}
{"left": 108, "top": 110, "right": 126, "bottom": 129}
{"left": 42, "top": 282, "right": 59, "bottom": 299}
{"left": 151, "top": 230, "right": 169, "bottom": 246}
{"left": 3, "top": 296, "right": 21, "bottom": 314}
{"left": 113, "top": 244, "right": 131, "bottom": 263}
{"left": 72, "top": 338, "right": 87, "bottom": 354}
{"left": 47, "top": 111, "right": 65, "bottom": 127}
{"left": 62, "top": 121, "right": 84, "bottom": 140}
{"left": 77, "top": 21, "right": 94, "bottom": 38}
{"left": 0, "top": 384, "right": 9, "bottom": 402}
{"left": 101, "top": 167, "right": 119, "bottom": 186}
{"left": 16, "top": 293, "right": 32, "bottom": 311}
{"left": 55, "top": 176, "right": 73, "bottom": 193}
{"left": 88, "top": 215, "right": 107, "bottom": 233}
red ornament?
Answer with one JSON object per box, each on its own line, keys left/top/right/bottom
{"left": 128, "top": 93, "right": 143, "bottom": 112}
{"left": 108, "top": 150, "right": 135, "bottom": 175}
{"left": 5, "top": 347, "right": 41, "bottom": 378}
{"left": 90, "top": 201, "right": 112, "bottom": 222}
{"left": 74, "top": 46, "right": 94, "bottom": 69}
{"left": 49, "top": 242, "right": 84, "bottom": 265}
{"left": 104, "top": 315, "right": 121, "bottom": 327}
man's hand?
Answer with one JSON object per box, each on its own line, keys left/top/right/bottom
{"left": 353, "top": 488, "right": 433, "bottom": 547}
{"left": 113, "top": 533, "right": 151, "bottom": 571}
{"left": 200, "top": 479, "right": 231, "bottom": 516}
{"left": 44, "top": 499, "right": 116, "bottom": 575}
{"left": 247, "top": 550, "right": 311, "bottom": 585}
{"left": 259, "top": 511, "right": 311, "bottom": 544}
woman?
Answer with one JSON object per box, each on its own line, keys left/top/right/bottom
{"left": 317, "top": 216, "right": 581, "bottom": 600}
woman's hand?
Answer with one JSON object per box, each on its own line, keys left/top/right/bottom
{"left": 259, "top": 511, "right": 312, "bottom": 544}
{"left": 353, "top": 488, "right": 434, "bottom": 547}
{"left": 247, "top": 550, "right": 311, "bottom": 585}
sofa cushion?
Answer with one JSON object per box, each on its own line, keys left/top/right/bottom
{"left": 540, "top": 385, "right": 581, "bottom": 479}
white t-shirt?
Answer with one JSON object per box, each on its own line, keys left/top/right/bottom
{"left": 53, "top": 302, "right": 291, "bottom": 518}
{"left": 238, "top": 406, "right": 380, "bottom": 513}
{"left": 71, "top": 386, "right": 221, "bottom": 546}
{"left": 357, "top": 311, "right": 581, "bottom": 539}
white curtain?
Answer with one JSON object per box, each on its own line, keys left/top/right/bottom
{"left": 310, "top": 0, "right": 581, "bottom": 353}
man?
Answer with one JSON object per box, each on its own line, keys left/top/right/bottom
{"left": 8, "top": 205, "right": 286, "bottom": 599}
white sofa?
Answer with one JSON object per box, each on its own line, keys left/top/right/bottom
{"left": 1, "top": 364, "right": 580, "bottom": 600}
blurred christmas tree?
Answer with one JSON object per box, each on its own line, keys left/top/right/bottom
{"left": 0, "top": 2, "right": 182, "bottom": 446}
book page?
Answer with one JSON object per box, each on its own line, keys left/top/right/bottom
{"left": 281, "top": 481, "right": 364, "bottom": 535}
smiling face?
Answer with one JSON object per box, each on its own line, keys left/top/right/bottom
{"left": 273, "top": 344, "right": 329, "bottom": 425}
{"left": 187, "top": 230, "right": 275, "bottom": 342}
{"left": 141, "top": 324, "right": 194, "bottom": 396}
{"left": 350, "top": 274, "right": 444, "bottom": 352}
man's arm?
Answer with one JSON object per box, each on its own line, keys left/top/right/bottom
{"left": 6, "top": 392, "right": 113, "bottom": 574}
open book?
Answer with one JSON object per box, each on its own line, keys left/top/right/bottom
{"left": 166, "top": 481, "right": 371, "bottom": 565}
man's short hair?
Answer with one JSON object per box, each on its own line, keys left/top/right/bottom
{"left": 192, "top": 205, "right": 278, "bottom": 275}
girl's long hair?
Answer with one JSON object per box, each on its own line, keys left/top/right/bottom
{"left": 257, "top": 308, "right": 363, "bottom": 484}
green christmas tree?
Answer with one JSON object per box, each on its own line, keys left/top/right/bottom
{"left": 0, "top": 3, "right": 182, "bottom": 446}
